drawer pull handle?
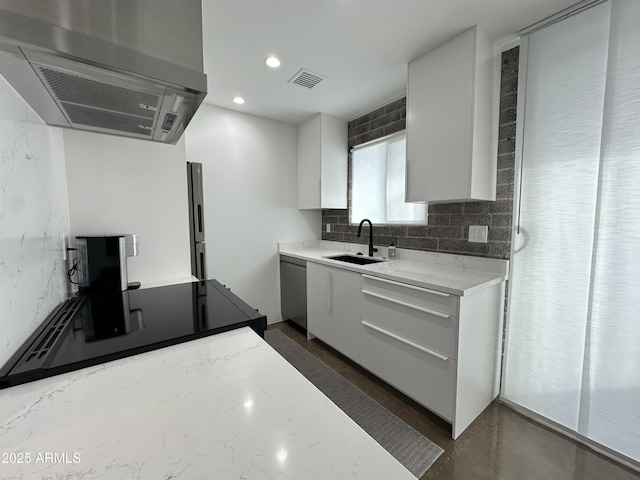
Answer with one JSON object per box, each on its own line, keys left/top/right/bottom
{"left": 362, "top": 321, "right": 449, "bottom": 361}
{"left": 362, "top": 289, "right": 451, "bottom": 319}
{"left": 362, "top": 275, "right": 450, "bottom": 297}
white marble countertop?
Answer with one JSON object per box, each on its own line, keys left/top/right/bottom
{"left": 0, "top": 328, "right": 416, "bottom": 480}
{"left": 279, "top": 240, "right": 508, "bottom": 296}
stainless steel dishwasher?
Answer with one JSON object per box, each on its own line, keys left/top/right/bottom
{"left": 279, "top": 255, "right": 307, "bottom": 330}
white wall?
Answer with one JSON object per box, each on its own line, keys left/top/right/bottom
{"left": 185, "top": 104, "right": 320, "bottom": 324}
{"left": 64, "top": 131, "right": 192, "bottom": 287}
{"left": 0, "top": 74, "right": 70, "bottom": 367}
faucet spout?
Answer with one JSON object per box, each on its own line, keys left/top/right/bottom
{"left": 357, "top": 218, "right": 378, "bottom": 257}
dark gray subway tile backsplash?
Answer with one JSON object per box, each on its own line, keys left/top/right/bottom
{"left": 322, "top": 46, "right": 519, "bottom": 260}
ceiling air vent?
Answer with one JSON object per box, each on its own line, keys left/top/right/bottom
{"left": 288, "top": 68, "right": 326, "bottom": 89}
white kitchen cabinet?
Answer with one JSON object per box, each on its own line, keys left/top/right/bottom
{"left": 331, "top": 268, "right": 361, "bottom": 361}
{"left": 361, "top": 320, "right": 457, "bottom": 421}
{"left": 406, "top": 26, "right": 496, "bottom": 203}
{"left": 297, "top": 113, "right": 347, "bottom": 209}
{"left": 359, "top": 274, "right": 504, "bottom": 439}
{"left": 307, "top": 262, "right": 360, "bottom": 362}
{"left": 307, "top": 262, "right": 332, "bottom": 343}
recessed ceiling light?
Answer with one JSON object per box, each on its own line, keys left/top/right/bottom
{"left": 232, "top": 96, "right": 245, "bottom": 105}
{"left": 265, "top": 56, "right": 281, "bottom": 68}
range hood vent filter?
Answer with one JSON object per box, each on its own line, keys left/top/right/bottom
{"left": 37, "top": 66, "right": 160, "bottom": 119}
{"left": 34, "top": 65, "right": 161, "bottom": 136}
{"left": 62, "top": 103, "right": 155, "bottom": 136}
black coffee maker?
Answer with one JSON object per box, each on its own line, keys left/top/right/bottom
{"left": 75, "top": 234, "right": 140, "bottom": 295}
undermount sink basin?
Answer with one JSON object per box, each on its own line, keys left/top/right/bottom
{"left": 327, "top": 254, "right": 385, "bottom": 265}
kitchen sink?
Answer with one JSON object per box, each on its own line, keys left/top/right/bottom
{"left": 327, "top": 254, "right": 385, "bottom": 265}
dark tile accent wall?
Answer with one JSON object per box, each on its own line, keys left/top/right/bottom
{"left": 322, "top": 46, "right": 519, "bottom": 260}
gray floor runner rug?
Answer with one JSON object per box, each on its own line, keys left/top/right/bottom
{"left": 264, "top": 329, "right": 443, "bottom": 478}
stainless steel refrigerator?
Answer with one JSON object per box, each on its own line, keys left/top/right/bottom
{"left": 187, "top": 162, "right": 206, "bottom": 280}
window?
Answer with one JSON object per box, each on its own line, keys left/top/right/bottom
{"left": 350, "top": 131, "right": 426, "bottom": 225}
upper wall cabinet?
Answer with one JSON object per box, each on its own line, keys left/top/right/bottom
{"left": 406, "top": 26, "right": 496, "bottom": 204}
{"left": 297, "top": 113, "right": 347, "bottom": 209}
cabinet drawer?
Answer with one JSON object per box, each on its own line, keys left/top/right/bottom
{"left": 361, "top": 275, "right": 457, "bottom": 317}
{"left": 361, "top": 322, "right": 455, "bottom": 421}
{"left": 361, "top": 291, "right": 457, "bottom": 359}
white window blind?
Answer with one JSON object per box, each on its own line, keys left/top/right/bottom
{"left": 503, "top": 0, "right": 640, "bottom": 468}
{"left": 351, "top": 132, "right": 426, "bottom": 225}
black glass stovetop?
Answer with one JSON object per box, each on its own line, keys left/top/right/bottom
{"left": 0, "top": 279, "right": 266, "bottom": 388}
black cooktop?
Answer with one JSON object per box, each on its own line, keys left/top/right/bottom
{"left": 0, "top": 279, "right": 266, "bottom": 389}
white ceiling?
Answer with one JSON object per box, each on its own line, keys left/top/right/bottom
{"left": 201, "top": 0, "right": 578, "bottom": 126}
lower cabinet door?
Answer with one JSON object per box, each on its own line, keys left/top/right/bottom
{"left": 330, "top": 268, "right": 360, "bottom": 362}
{"left": 361, "top": 292, "right": 457, "bottom": 360}
{"left": 307, "top": 262, "right": 331, "bottom": 343}
{"left": 360, "top": 320, "right": 455, "bottom": 421}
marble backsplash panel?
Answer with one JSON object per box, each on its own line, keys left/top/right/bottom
{"left": 0, "top": 73, "right": 70, "bottom": 368}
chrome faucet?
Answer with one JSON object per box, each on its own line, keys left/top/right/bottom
{"left": 357, "top": 218, "right": 378, "bottom": 257}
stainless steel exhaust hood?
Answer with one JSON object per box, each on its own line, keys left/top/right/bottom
{"left": 0, "top": 0, "right": 207, "bottom": 144}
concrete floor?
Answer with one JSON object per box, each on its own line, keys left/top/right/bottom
{"left": 268, "top": 321, "right": 640, "bottom": 480}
